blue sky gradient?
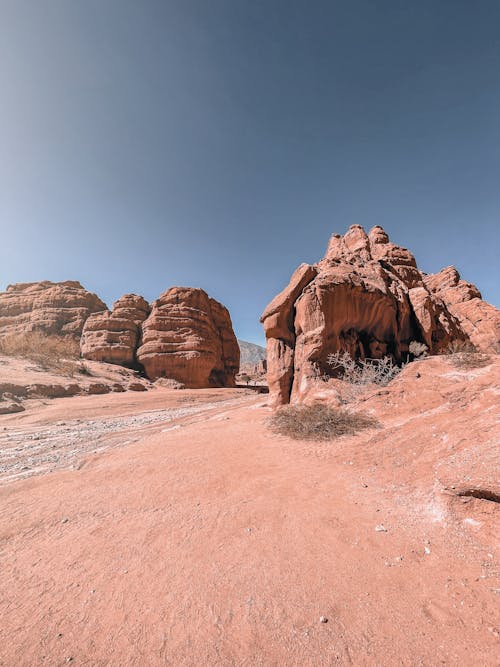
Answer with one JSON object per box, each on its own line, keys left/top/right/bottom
{"left": 0, "top": 1, "right": 499, "bottom": 344}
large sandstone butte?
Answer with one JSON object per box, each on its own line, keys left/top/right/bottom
{"left": 81, "top": 287, "right": 240, "bottom": 388}
{"left": 261, "top": 224, "right": 500, "bottom": 405}
{"left": 81, "top": 294, "right": 150, "bottom": 368}
{"left": 136, "top": 287, "right": 240, "bottom": 388}
{"left": 0, "top": 281, "right": 107, "bottom": 339}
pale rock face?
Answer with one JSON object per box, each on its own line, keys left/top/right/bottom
{"left": 136, "top": 287, "right": 239, "bottom": 388}
{"left": 0, "top": 281, "right": 107, "bottom": 338}
{"left": 261, "top": 225, "right": 497, "bottom": 405}
{"left": 80, "top": 294, "right": 150, "bottom": 367}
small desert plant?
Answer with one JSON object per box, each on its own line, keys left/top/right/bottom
{"left": 447, "top": 339, "right": 477, "bottom": 354}
{"left": 268, "top": 403, "right": 378, "bottom": 441}
{"left": 76, "top": 362, "right": 93, "bottom": 376}
{"left": 445, "top": 341, "right": 490, "bottom": 370}
{"left": 327, "top": 351, "right": 403, "bottom": 387}
{"left": 0, "top": 331, "right": 80, "bottom": 375}
{"left": 409, "top": 340, "right": 428, "bottom": 358}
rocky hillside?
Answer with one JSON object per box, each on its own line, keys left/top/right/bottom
{"left": 237, "top": 339, "right": 266, "bottom": 365}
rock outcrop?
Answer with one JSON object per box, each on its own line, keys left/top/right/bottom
{"left": 0, "top": 280, "right": 240, "bottom": 390}
{"left": 81, "top": 294, "right": 150, "bottom": 367}
{"left": 136, "top": 287, "right": 239, "bottom": 388}
{"left": 423, "top": 267, "right": 500, "bottom": 353}
{"left": 261, "top": 225, "right": 498, "bottom": 406}
{"left": 0, "top": 281, "right": 106, "bottom": 338}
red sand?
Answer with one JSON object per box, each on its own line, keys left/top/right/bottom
{"left": 0, "top": 357, "right": 499, "bottom": 665}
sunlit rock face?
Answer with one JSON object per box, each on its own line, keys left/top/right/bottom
{"left": 137, "top": 287, "right": 240, "bottom": 388}
{"left": 261, "top": 225, "right": 497, "bottom": 406}
{"left": 81, "top": 286, "right": 240, "bottom": 387}
{"left": 0, "top": 281, "right": 107, "bottom": 339}
{"left": 81, "top": 294, "right": 150, "bottom": 368}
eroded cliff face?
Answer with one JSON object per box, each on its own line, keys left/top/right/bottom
{"left": 423, "top": 267, "right": 500, "bottom": 353}
{"left": 80, "top": 287, "right": 240, "bottom": 387}
{"left": 0, "top": 281, "right": 107, "bottom": 338}
{"left": 136, "top": 287, "right": 240, "bottom": 388}
{"left": 80, "top": 294, "right": 150, "bottom": 368}
{"left": 261, "top": 225, "right": 499, "bottom": 406}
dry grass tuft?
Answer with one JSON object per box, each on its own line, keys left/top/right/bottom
{"left": 448, "top": 352, "right": 491, "bottom": 370}
{"left": 447, "top": 340, "right": 477, "bottom": 354}
{"left": 445, "top": 340, "right": 490, "bottom": 370}
{"left": 0, "top": 331, "right": 81, "bottom": 375}
{"left": 268, "top": 403, "right": 378, "bottom": 441}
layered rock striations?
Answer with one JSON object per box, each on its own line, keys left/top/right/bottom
{"left": 80, "top": 294, "right": 150, "bottom": 367}
{"left": 0, "top": 280, "right": 240, "bottom": 388}
{"left": 423, "top": 267, "right": 500, "bottom": 353}
{"left": 136, "top": 287, "right": 239, "bottom": 388}
{"left": 0, "top": 281, "right": 107, "bottom": 338}
{"left": 261, "top": 225, "right": 498, "bottom": 406}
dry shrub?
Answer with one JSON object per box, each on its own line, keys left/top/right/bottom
{"left": 325, "top": 351, "right": 403, "bottom": 402}
{"left": 269, "top": 403, "right": 378, "bottom": 441}
{"left": 445, "top": 339, "right": 490, "bottom": 370}
{"left": 409, "top": 340, "right": 428, "bottom": 358}
{"left": 0, "top": 331, "right": 81, "bottom": 375}
{"left": 447, "top": 340, "right": 476, "bottom": 354}
{"left": 327, "top": 351, "right": 403, "bottom": 386}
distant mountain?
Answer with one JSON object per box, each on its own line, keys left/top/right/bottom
{"left": 238, "top": 339, "right": 266, "bottom": 365}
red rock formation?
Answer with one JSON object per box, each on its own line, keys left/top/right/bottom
{"left": 424, "top": 267, "right": 500, "bottom": 352}
{"left": 0, "top": 281, "right": 106, "bottom": 338}
{"left": 137, "top": 287, "right": 239, "bottom": 388}
{"left": 261, "top": 225, "right": 497, "bottom": 405}
{"left": 81, "top": 294, "right": 150, "bottom": 367}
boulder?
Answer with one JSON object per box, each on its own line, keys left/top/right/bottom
{"left": 0, "top": 281, "right": 106, "bottom": 339}
{"left": 80, "top": 294, "right": 150, "bottom": 367}
{"left": 261, "top": 225, "right": 496, "bottom": 405}
{"left": 137, "top": 287, "right": 239, "bottom": 388}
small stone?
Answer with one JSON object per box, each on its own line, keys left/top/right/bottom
{"left": 319, "top": 616, "right": 328, "bottom": 623}
{"left": 424, "top": 546, "right": 431, "bottom": 555}
{"left": 375, "top": 524, "right": 387, "bottom": 532}
{"left": 61, "top": 518, "right": 69, "bottom": 524}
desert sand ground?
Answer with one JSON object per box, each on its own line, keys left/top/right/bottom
{"left": 0, "top": 357, "right": 498, "bottom": 666}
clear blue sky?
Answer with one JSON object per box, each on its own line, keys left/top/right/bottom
{"left": 0, "top": 1, "right": 499, "bottom": 345}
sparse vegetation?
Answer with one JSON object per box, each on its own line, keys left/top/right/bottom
{"left": 409, "top": 340, "right": 428, "bottom": 358}
{"left": 269, "top": 403, "right": 378, "bottom": 441}
{"left": 444, "top": 339, "right": 491, "bottom": 370}
{"left": 0, "top": 331, "right": 80, "bottom": 375}
{"left": 76, "top": 362, "right": 93, "bottom": 376}
{"left": 327, "top": 351, "right": 403, "bottom": 386}
{"left": 447, "top": 340, "right": 477, "bottom": 354}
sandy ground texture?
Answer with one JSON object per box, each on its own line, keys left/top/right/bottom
{"left": 0, "top": 356, "right": 499, "bottom": 666}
